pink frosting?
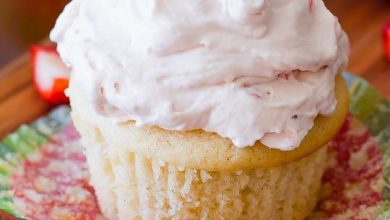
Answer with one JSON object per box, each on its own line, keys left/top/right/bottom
{"left": 51, "top": 0, "right": 349, "bottom": 150}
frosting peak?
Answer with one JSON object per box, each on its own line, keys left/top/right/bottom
{"left": 51, "top": 0, "right": 349, "bottom": 150}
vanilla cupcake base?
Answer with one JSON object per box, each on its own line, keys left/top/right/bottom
{"left": 69, "top": 75, "right": 349, "bottom": 220}
{"left": 76, "top": 117, "right": 328, "bottom": 220}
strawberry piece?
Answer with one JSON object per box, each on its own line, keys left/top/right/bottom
{"left": 383, "top": 22, "right": 390, "bottom": 62}
{"left": 308, "top": 0, "right": 313, "bottom": 12}
{"left": 30, "top": 45, "right": 70, "bottom": 105}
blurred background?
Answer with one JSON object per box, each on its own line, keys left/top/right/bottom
{"left": 0, "top": 0, "right": 390, "bottom": 76}
{"left": 0, "top": 0, "right": 68, "bottom": 67}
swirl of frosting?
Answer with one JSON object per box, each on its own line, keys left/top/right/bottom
{"left": 51, "top": 0, "right": 349, "bottom": 150}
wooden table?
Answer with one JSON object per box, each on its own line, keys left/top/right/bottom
{"left": 0, "top": 0, "right": 68, "bottom": 67}
{"left": 0, "top": 1, "right": 390, "bottom": 138}
{"left": 326, "top": 0, "right": 390, "bottom": 99}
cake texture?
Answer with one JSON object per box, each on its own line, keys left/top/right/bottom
{"left": 69, "top": 75, "right": 349, "bottom": 219}
{"left": 70, "top": 74, "right": 349, "bottom": 171}
{"left": 78, "top": 133, "right": 327, "bottom": 220}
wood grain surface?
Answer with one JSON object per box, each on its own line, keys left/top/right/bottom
{"left": 0, "top": 1, "right": 389, "bottom": 138}
{"left": 0, "top": 54, "right": 51, "bottom": 138}
{"left": 326, "top": 0, "right": 390, "bottom": 100}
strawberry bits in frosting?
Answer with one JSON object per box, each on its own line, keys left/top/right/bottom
{"left": 51, "top": 0, "right": 349, "bottom": 150}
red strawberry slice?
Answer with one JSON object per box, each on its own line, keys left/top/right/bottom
{"left": 31, "top": 45, "right": 70, "bottom": 105}
{"left": 383, "top": 22, "right": 390, "bottom": 62}
{"left": 308, "top": 0, "right": 313, "bottom": 12}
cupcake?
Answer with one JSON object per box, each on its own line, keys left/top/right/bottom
{"left": 51, "top": 0, "right": 349, "bottom": 219}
